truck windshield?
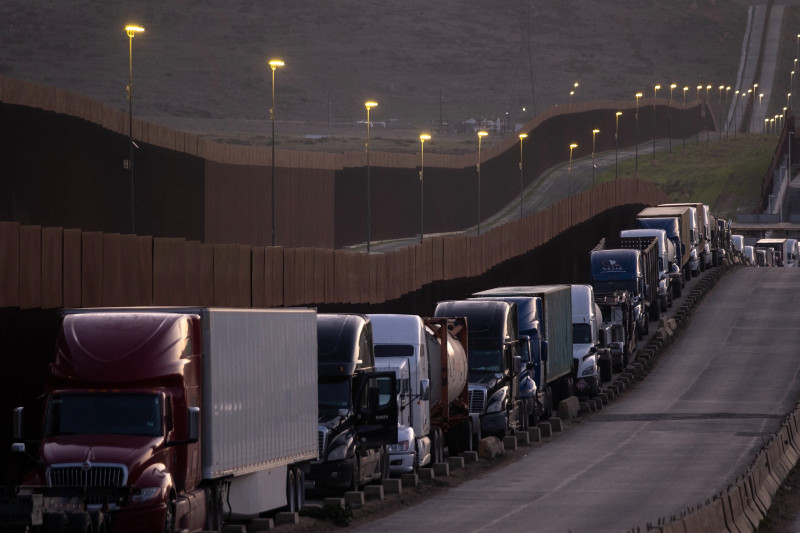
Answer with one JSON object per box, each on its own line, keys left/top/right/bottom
{"left": 573, "top": 323, "right": 592, "bottom": 344}
{"left": 318, "top": 377, "right": 352, "bottom": 410}
{"left": 468, "top": 347, "right": 502, "bottom": 373}
{"left": 44, "top": 393, "right": 162, "bottom": 437}
{"left": 592, "top": 281, "right": 636, "bottom": 295}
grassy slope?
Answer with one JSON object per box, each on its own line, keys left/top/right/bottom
{"left": 595, "top": 134, "right": 775, "bottom": 218}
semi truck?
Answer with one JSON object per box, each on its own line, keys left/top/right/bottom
{"left": 310, "top": 313, "right": 399, "bottom": 493}
{"left": 466, "top": 296, "right": 548, "bottom": 422}
{"left": 471, "top": 285, "right": 574, "bottom": 412}
{"left": 636, "top": 206, "right": 695, "bottom": 282}
{"left": 569, "top": 285, "right": 604, "bottom": 397}
{"left": 755, "top": 238, "right": 789, "bottom": 267}
{"left": 433, "top": 300, "right": 526, "bottom": 440}
{"left": 661, "top": 203, "right": 713, "bottom": 270}
{"left": 620, "top": 228, "right": 679, "bottom": 308}
{"left": 595, "top": 235, "right": 661, "bottom": 322}
{"left": 594, "top": 290, "right": 638, "bottom": 372}
{"left": 4, "top": 307, "right": 319, "bottom": 532}
{"left": 368, "top": 314, "right": 472, "bottom": 474}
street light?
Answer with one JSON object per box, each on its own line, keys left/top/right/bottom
{"left": 419, "top": 133, "right": 431, "bottom": 242}
{"left": 268, "top": 59, "right": 284, "bottom": 246}
{"left": 592, "top": 129, "right": 600, "bottom": 186}
{"left": 792, "top": 71, "right": 796, "bottom": 113}
{"left": 696, "top": 85, "right": 702, "bottom": 147}
{"left": 669, "top": 84, "right": 676, "bottom": 153}
{"left": 365, "top": 100, "right": 378, "bottom": 252}
{"left": 765, "top": 118, "right": 770, "bottom": 135}
{"left": 706, "top": 85, "right": 712, "bottom": 146}
{"left": 683, "top": 86, "right": 689, "bottom": 150}
{"left": 635, "top": 92, "right": 642, "bottom": 172}
{"left": 751, "top": 84, "right": 758, "bottom": 134}
{"left": 568, "top": 143, "right": 578, "bottom": 197}
{"left": 615, "top": 111, "right": 622, "bottom": 179}
{"left": 734, "top": 90, "right": 740, "bottom": 138}
{"left": 124, "top": 24, "right": 144, "bottom": 235}
{"left": 477, "top": 131, "right": 488, "bottom": 235}
{"left": 788, "top": 93, "right": 792, "bottom": 115}
{"left": 719, "top": 85, "right": 725, "bottom": 141}
{"left": 518, "top": 133, "right": 528, "bottom": 219}
{"left": 725, "top": 86, "right": 731, "bottom": 139}
{"left": 653, "top": 84, "right": 660, "bottom": 161}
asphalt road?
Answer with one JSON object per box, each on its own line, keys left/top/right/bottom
{"left": 353, "top": 267, "right": 800, "bottom": 532}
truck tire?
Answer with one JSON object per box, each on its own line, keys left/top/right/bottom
{"left": 434, "top": 427, "right": 445, "bottom": 463}
{"left": 471, "top": 421, "right": 483, "bottom": 451}
{"left": 349, "top": 458, "right": 360, "bottom": 491}
{"left": 462, "top": 418, "right": 474, "bottom": 453}
{"left": 541, "top": 387, "right": 553, "bottom": 420}
{"left": 67, "top": 512, "right": 92, "bottom": 533}
{"left": 162, "top": 498, "right": 175, "bottom": 533}
{"left": 44, "top": 513, "right": 68, "bottom": 533}
{"left": 294, "top": 468, "right": 306, "bottom": 510}
{"left": 285, "top": 468, "right": 297, "bottom": 512}
{"left": 600, "top": 357, "right": 613, "bottom": 382}
{"left": 520, "top": 402, "right": 529, "bottom": 432}
{"left": 673, "top": 279, "right": 682, "bottom": 298}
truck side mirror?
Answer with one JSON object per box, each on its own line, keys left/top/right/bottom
{"left": 512, "top": 355, "right": 522, "bottom": 374}
{"left": 419, "top": 379, "right": 430, "bottom": 401}
{"left": 187, "top": 407, "right": 200, "bottom": 443}
{"left": 12, "top": 407, "right": 24, "bottom": 441}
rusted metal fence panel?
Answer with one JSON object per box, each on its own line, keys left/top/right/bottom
{"left": 41, "top": 227, "right": 63, "bottom": 310}
{"left": 19, "top": 225, "right": 41, "bottom": 310}
{"left": 81, "top": 232, "right": 103, "bottom": 308}
{"left": 63, "top": 229, "right": 81, "bottom": 308}
{"left": 0, "top": 222, "right": 20, "bottom": 309}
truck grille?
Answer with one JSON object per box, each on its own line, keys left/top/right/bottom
{"left": 468, "top": 388, "right": 486, "bottom": 414}
{"left": 48, "top": 463, "right": 127, "bottom": 488}
{"left": 318, "top": 428, "right": 328, "bottom": 458}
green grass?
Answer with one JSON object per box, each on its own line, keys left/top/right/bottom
{"left": 595, "top": 134, "right": 775, "bottom": 218}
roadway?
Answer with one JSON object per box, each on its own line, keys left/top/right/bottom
{"left": 353, "top": 267, "right": 800, "bottom": 532}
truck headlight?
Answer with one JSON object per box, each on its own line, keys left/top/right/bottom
{"left": 327, "top": 444, "right": 349, "bottom": 461}
{"left": 486, "top": 389, "right": 507, "bottom": 414}
{"left": 131, "top": 487, "right": 161, "bottom": 503}
{"left": 581, "top": 365, "right": 596, "bottom": 377}
{"left": 388, "top": 440, "right": 410, "bottom": 453}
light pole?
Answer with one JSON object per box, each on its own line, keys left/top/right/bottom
{"left": 726, "top": 86, "right": 731, "bottom": 139}
{"left": 718, "top": 85, "right": 725, "bottom": 141}
{"left": 793, "top": 71, "right": 796, "bottom": 114}
{"left": 788, "top": 93, "right": 792, "bottom": 116}
{"left": 706, "top": 85, "right": 712, "bottom": 146}
{"left": 268, "top": 59, "right": 284, "bottom": 247}
{"left": 518, "top": 133, "right": 528, "bottom": 219}
{"left": 734, "top": 90, "right": 740, "bottom": 138}
{"left": 653, "top": 84, "right": 660, "bottom": 161}
{"left": 419, "top": 133, "right": 431, "bottom": 242}
{"left": 568, "top": 143, "right": 578, "bottom": 197}
{"left": 125, "top": 24, "right": 144, "bottom": 235}
{"left": 751, "top": 84, "right": 758, "bottom": 134}
{"left": 696, "top": 85, "right": 702, "bottom": 147}
{"left": 615, "top": 111, "right": 622, "bottom": 179}
{"left": 669, "top": 84, "right": 676, "bottom": 153}
{"left": 765, "top": 118, "right": 770, "bottom": 135}
{"left": 365, "top": 100, "right": 378, "bottom": 252}
{"left": 592, "top": 129, "right": 599, "bottom": 186}
{"left": 683, "top": 86, "right": 688, "bottom": 150}
{"left": 477, "top": 131, "right": 488, "bottom": 235}
{"left": 635, "top": 92, "right": 642, "bottom": 172}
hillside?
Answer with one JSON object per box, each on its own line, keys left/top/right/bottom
{"left": 0, "top": 0, "right": 753, "bottom": 152}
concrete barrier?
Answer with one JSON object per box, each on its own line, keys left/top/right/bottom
{"left": 433, "top": 462, "right": 450, "bottom": 476}
{"left": 401, "top": 473, "right": 418, "bottom": 488}
{"left": 462, "top": 450, "right": 479, "bottom": 463}
{"left": 274, "top": 512, "right": 299, "bottom": 525}
{"left": 322, "top": 497, "right": 344, "bottom": 509}
{"left": 528, "top": 427, "right": 541, "bottom": 442}
{"left": 557, "top": 396, "right": 580, "bottom": 420}
{"left": 680, "top": 498, "right": 725, "bottom": 533}
{"left": 363, "top": 485, "right": 384, "bottom": 500}
{"left": 726, "top": 484, "right": 751, "bottom": 533}
{"left": 537, "top": 422, "right": 552, "bottom": 438}
{"left": 247, "top": 518, "right": 274, "bottom": 532}
{"left": 418, "top": 468, "right": 435, "bottom": 480}
{"left": 751, "top": 454, "right": 774, "bottom": 512}
{"left": 503, "top": 435, "right": 518, "bottom": 450}
{"left": 448, "top": 456, "right": 465, "bottom": 469}
{"left": 383, "top": 478, "right": 402, "bottom": 494}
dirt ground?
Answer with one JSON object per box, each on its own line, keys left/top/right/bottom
{"left": 757, "top": 462, "right": 800, "bottom": 532}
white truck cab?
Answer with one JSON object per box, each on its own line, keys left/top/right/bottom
{"left": 369, "top": 314, "right": 432, "bottom": 474}
{"left": 570, "top": 284, "right": 602, "bottom": 397}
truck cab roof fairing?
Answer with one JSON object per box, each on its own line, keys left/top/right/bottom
{"left": 317, "top": 313, "right": 374, "bottom": 376}
{"left": 53, "top": 312, "right": 195, "bottom": 384}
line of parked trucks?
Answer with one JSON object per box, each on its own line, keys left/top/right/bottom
{"left": 730, "top": 236, "right": 799, "bottom": 267}
{"left": 0, "top": 201, "right": 737, "bottom": 532}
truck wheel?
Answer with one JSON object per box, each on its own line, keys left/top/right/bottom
{"left": 462, "top": 418, "right": 474, "bottom": 453}
{"left": 528, "top": 399, "right": 539, "bottom": 427}
{"left": 471, "top": 422, "right": 483, "bottom": 451}
{"left": 90, "top": 511, "right": 107, "bottom": 533}
{"left": 379, "top": 446, "right": 390, "bottom": 481}
{"left": 285, "top": 468, "right": 297, "bottom": 512}
{"left": 600, "top": 358, "right": 612, "bottom": 382}
{"left": 44, "top": 513, "right": 68, "bottom": 533}
{"left": 542, "top": 387, "right": 553, "bottom": 420}
{"left": 67, "top": 512, "right": 92, "bottom": 533}
{"left": 660, "top": 295, "right": 668, "bottom": 313}
{"left": 520, "top": 402, "right": 529, "bottom": 432}
{"left": 294, "top": 468, "right": 306, "bottom": 510}
{"left": 435, "top": 427, "right": 445, "bottom": 463}
{"left": 349, "top": 459, "right": 360, "bottom": 491}
{"left": 673, "top": 279, "right": 682, "bottom": 298}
